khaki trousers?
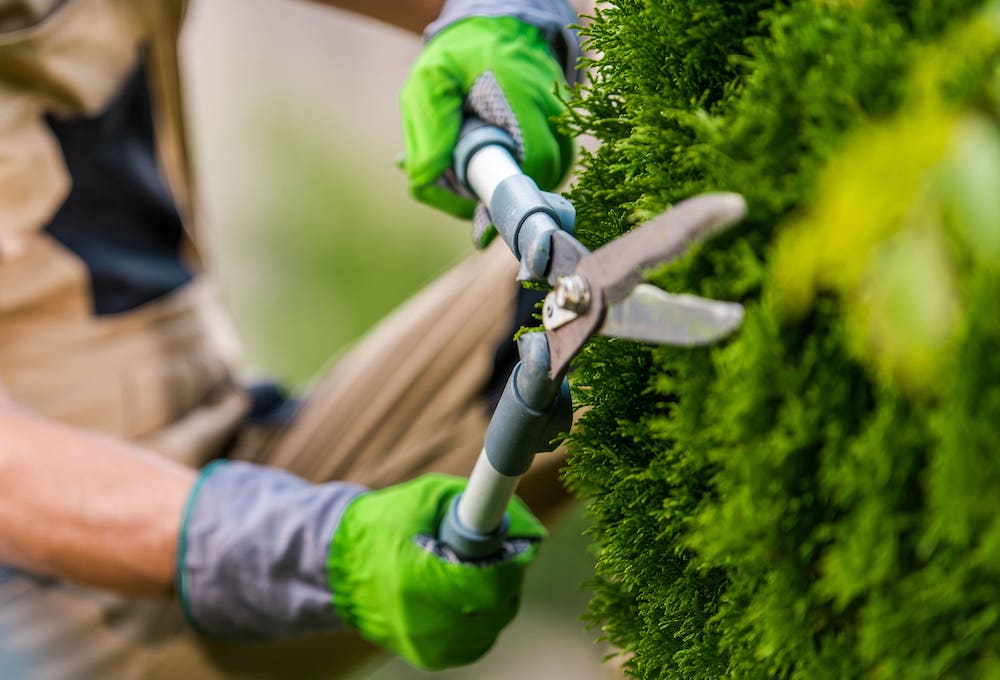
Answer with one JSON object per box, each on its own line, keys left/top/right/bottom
{"left": 0, "top": 242, "right": 571, "bottom": 680}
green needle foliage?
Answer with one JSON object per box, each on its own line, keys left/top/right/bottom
{"left": 559, "top": 1, "right": 1000, "bottom": 678}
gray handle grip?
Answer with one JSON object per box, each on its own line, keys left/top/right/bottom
{"left": 453, "top": 120, "right": 521, "bottom": 204}
{"left": 437, "top": 334, "right": 572, "bottom": 561}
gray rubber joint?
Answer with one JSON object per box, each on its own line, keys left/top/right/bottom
{"left": 454, "top": 122, "right": 518, "bottom": 188}
{"left": 438, "top": 494, "right": 511, "bottom": 560}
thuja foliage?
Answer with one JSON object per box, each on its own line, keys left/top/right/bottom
{"left": 559, "top": 1, "right": 1000, "bottom": 678}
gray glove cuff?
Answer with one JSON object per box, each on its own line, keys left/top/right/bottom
{"left": 425, "top": 0, "right": 582, "bottom": 84}
{"left": 177, "top": 461, "right": 366, "bottom": 639}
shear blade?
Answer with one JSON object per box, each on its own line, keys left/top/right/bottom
{"left": 600, "top": 284, "right": 745, "bottom": 346}
{"left": 578, "top": 193, "right": 748, "bottom": 302}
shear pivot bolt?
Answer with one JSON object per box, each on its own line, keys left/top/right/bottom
{"left": 554, "top": 275, "right": 591, "bottom": 314}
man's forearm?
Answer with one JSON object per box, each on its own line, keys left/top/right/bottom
{"left": 313, "top": 0, "right": 445, "bottom": 34}
{"left": 0, "top": 404, "right": 195, "bottom": 597}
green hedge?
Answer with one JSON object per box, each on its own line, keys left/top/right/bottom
{"left": 560, "top": 2, "right": 1000, "bottom": 678}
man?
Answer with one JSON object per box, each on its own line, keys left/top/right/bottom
{"left": 0, "top": 0, "right": 580, "bottom": 677}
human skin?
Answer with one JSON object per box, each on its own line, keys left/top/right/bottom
{"left": 0, "top": 0, "right": 444, "bottom": 599}
{"left": 0, "top": 400, "right": 196, "bottom": 597}
{"left": 315, "top": 0, "right": 445, "bottom": 34}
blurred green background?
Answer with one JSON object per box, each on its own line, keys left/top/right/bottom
{"left": 182, "top": 1, "right": 609, "bottom": 677}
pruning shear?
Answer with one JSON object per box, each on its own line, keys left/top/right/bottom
{"left": 435, "top": 122, "right": 747, "bottom": 560}
{"left": 539, "top": 194, "right": 747, "bottom": 378}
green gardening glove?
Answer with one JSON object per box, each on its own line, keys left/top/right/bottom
{"left": 327, "top": 473, "right": 546, "bottom": 670}
{"left": 400, "top": 16, "right": 575, "bottom": 220}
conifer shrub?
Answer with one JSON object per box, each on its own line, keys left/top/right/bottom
{"left": 560, "top": 2, "right": 1000, "bottom": 677}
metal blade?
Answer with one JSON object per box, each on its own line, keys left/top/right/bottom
{"left": 546, "top": 230, "right": 590, "bottom": 286}
{"left": 600, "top": 285, "right": 745, "bottom": 346}
{"left": 546, "top": 292, "right": 604, "bottom": 380}
{"left": 577, "top": 193, "right": 747, "bottom": 303}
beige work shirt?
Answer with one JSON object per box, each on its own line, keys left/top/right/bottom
{"left": 0, "top": 0, "right": 246, "bottom": 464}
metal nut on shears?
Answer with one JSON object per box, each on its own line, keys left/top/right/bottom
{"left": 554, "top": 275, "right": 591, "bottom": 313}
{"left": 543, "top": 275, "right": 592, "bottom": 331}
